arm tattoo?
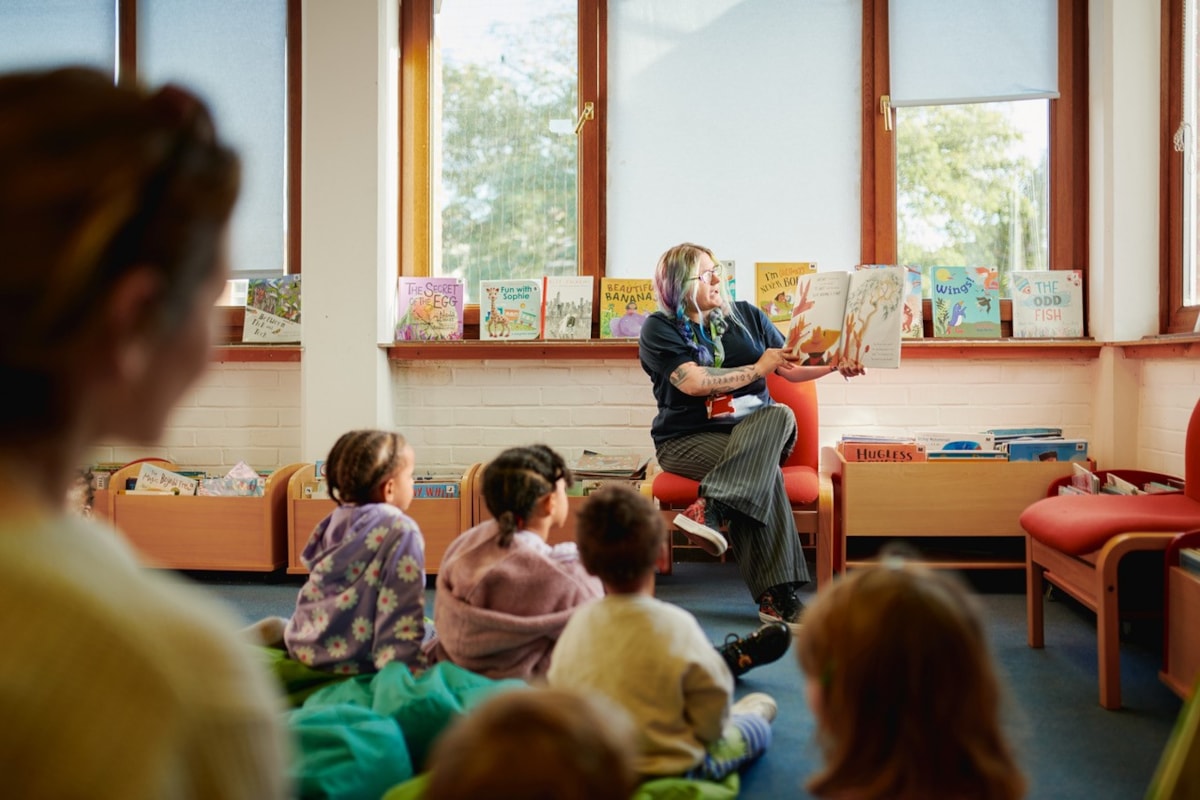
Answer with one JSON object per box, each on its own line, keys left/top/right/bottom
{"left": 670, "top": 363, "right": 759, "bottom": 393}
{"left": 690, "top": 365, "right": 759, "bottom": 392}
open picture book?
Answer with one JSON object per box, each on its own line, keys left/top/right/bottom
{"left": 783, "top": 266, "right": 907, "bottom": 369}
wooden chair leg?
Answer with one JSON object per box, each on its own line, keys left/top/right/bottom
{"left": 817, "top": 471, "right": 835, "bottom": 589}
{"left": 1027, "top": 536, "right": 1045, "bottom": 649}
{"left": 1097, "top": 563, "right": 1122, "bottom": 709}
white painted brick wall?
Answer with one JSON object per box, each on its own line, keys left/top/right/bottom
{"left": 392, "top": 360, "right": 658, "bottom": 471}
{"left": 1138, "top": 359, "right": 1200, "bottom": 476}
{"left": 87, "top": 354, "right": 1195, "bottom": 480}
{"left": 86, "top": 362, "right": 302, "bottom": 474}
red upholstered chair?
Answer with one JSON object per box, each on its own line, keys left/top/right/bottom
{"left": 651, "top": 372, "right": 826, "bottom": 568}
{"left": 1020, "top": 394, "right": 1200, "bottom": 709}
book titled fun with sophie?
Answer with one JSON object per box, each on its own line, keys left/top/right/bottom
{"left": 480, "top": 279, "right": 543, "bottom": 340}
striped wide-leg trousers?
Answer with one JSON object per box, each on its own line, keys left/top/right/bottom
{"left": 655, "top": 403, "right": 810, "bottom": 600}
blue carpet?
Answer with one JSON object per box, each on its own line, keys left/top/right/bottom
{"left": 188, "top": 562, "right": 1180, "bottom": 799}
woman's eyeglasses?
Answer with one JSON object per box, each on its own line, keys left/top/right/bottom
{"left": 687, "top": 263, "right": 724, "bottom": 285}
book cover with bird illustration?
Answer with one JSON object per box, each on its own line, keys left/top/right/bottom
{"left": 930, "top": 266, "right": 1001, "bottom": 338}
{"left": 784, "top": 267, "right": 906, "bottom": 369}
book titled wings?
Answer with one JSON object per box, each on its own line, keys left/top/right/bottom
{"left": 599, "top": 278, "right": 655, "bottom": 339}
{"left": 542, "top": 275, "right": 594, "bottom": 340}
{"left": 394, "top": 276, "right": 464, "bottom": 341}
{"left": 784, "top": 267, "right": 906, "bottom": 369}
{"left": 480, "top": 279, "right": 544, "bottom": 340}
{"left": 1011, "top": 270, "right": 1084, "bottom": 338}
{"left": 930, "top": 266, "right": 1000, "bottom": 338}
{"left": 755, "top": 261, "right": 817, "bottom": 335}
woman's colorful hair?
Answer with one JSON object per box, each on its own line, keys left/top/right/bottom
{"left": 482, "top": 444, "right": 573, "bottom": 547}
{"left": 652, "top": 242, "right": 744, "bottom": 366}
{"left": 325, "top": 429, "right": 410, "bottom": 506}
{"left": 795, "top": 554, "right": 1026, "bottom": 800}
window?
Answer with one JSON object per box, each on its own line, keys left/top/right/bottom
{"left": 0, "top": 0, "right": 300, "bottom": 281}
{"left": 400, "top": 0, "right": 605, "bottom": 310}
{"left": 862, "top": 0, "right": 1087, "bottom": 329}
{"left": 1164, "top": 0, "right": 1200, "bottom": 333}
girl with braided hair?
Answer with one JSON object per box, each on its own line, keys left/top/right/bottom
{"left": 277, "top": 429, "right": 428, "bottom": 674}
{"left": 639, "top": 243, "right": 862, "bottom": 631}
{"left": 423, "top": 444, "right": 603, "bottom": 681}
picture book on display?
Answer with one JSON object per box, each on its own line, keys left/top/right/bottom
{"left": 599, "top": 277, "right": 655, "bottom": 339}
{"left": 1011, "top": 270, "right": 1084, "bottom": 338}
{"left": 930, "top": 266, "right": 1001, "bottom": 338}
{"left": 784, "top": 267, "right": 907, "bottom": 369}
{"left": 480, "top": 279, "right": 543, "bottom": 340}
{"left": 542, "top": 275, "right": 594, "bottom": 340}
{"left": 244, "top": 274, "right": 301, "bottom": 343}
{"left": 859, "top": 264, "right": 923, "bottom": 338}
{"left": 755, "top": 261, "right": 817, "bottom": 334}
{"left": 394, "top": 276, "right": 464, "bottom": 341}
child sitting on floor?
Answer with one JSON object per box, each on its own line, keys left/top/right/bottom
{"left": 796, "top": 553, "right": 1026, "bottom": 800}
{"left": 255, "top": 429, "right": 427, "bottom": 674}
{"left": 547, "top": 483, "right": 778, "bottom": 782}
{"left": 422, "top": 687, "right": 639, "bottom": 800}
{"left": 423, "top": 444, "right": 603, "bottom": 680}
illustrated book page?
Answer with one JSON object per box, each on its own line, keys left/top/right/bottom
{"left": 784, "top": 267, "right": 906, "bottom": 369}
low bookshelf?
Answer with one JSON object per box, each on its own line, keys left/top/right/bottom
{"left": 285, "top": 463, "right": 477, "bottom": 575}
{"left": 819, "top": 447, "right": 1084, "bottom": 585}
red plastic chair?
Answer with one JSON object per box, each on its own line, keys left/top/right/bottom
{"left": 1020, "top": 395, "right": 1200, "bottom": 709}
{"left": 651, "top": 372, "right": 825, "bottom": 567}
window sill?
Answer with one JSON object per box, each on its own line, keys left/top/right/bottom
{"left": 1116, "top": 333, "right": 1200, "bottom": 359}
{"left": 384, "top": 338, "right": 1106, "bottom": 362}
{"left": 212, "top": 345, "right": 302, "bottom": 363}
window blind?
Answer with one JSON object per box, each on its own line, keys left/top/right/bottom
{"left": 889, "top": 0, "right": 1058, "bottom": 107}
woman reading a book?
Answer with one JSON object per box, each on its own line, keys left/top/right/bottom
{"left": 639, "top": 242, "right": 862, "bottom": 630}
{"left": 0, "top": 68, "right": 288, "bottom": 797}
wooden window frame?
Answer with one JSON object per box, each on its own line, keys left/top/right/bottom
{"left": 861, "top": 0, "right": 1089, "bottom": 339}
{"left": 398, "top": 0, "right": 607, "bottom": 339}
{"left": 1162, "top": 0, "right": 1200, "bottom": 333}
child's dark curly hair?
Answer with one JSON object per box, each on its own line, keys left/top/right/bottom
{"left": 575, "top": 483, "right": 665, "bottom": 592}
{"left": 325, "top": 429, "right": 409, "bottom": 506}
{"left": 482, "top": 445, "right": 573, "bottom": 547}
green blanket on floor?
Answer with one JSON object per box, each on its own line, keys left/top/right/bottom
{"left": 283, "top": 660, "right": 526, "bottom": 800}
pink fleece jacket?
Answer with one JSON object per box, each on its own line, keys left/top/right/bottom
{"left": 423, "top": 520, "right": 603, "bottom": 681}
